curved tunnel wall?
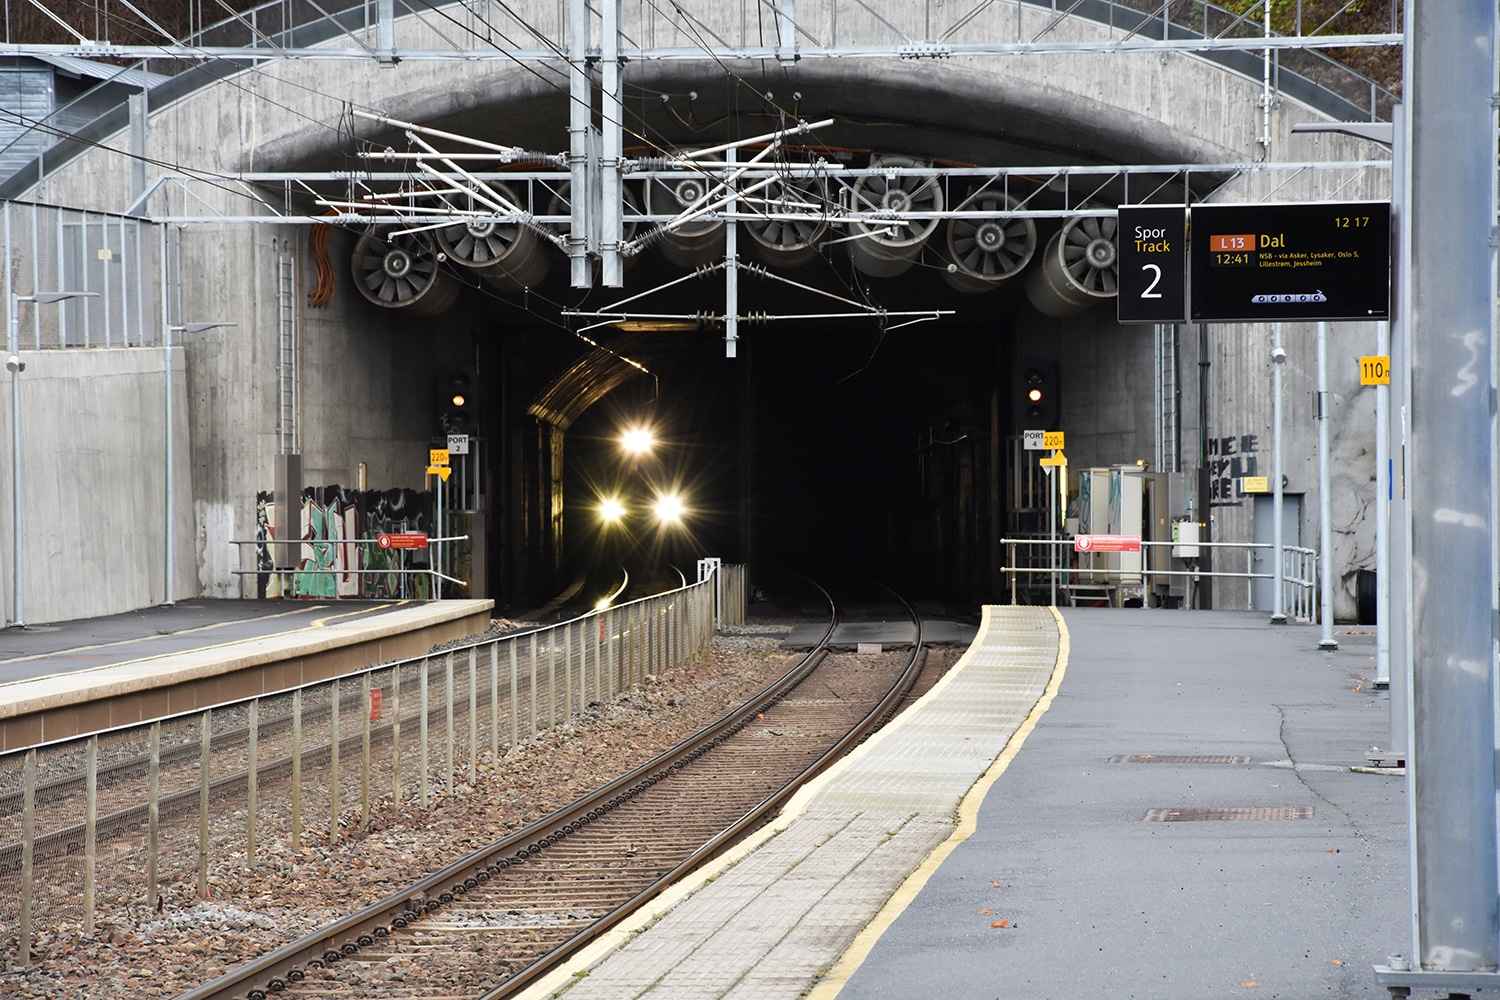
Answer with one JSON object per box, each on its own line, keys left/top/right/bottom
{"left": 2, "top": 2, "right": 1393, "bottom": 616}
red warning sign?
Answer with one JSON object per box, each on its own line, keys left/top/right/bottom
{"left": 377, "top": 532, "right": 428, "bottom": 550}
{"left": 1074, "top": 534, "right": 1142, "bottom": 553}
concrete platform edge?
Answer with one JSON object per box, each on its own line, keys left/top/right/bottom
{"left": 803, "top": 606, "right": 1069, "bottom": 999}
{"left": 0, "top": 600, "right": 492, "bottom": 750}
{"left": 0, "top": 600, "right": 493, "bottom": 712}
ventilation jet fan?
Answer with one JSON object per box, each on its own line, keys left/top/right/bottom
{"left": 744, "top": 173, "right": 830, "bottom": 269}
{"left": 847, "top": 156, "right": 944, "bottom": 278}
{"left": 351, "top": 225, "right": 459, "bottom": 316}
{"left": 942, "top": 189, "right": 1037, "bottom": 293}
{"left": 648, "top": 175, "right": 727, "bottom": 268}
{"left": 1024, "top": 213, "right": 1119, "bottom": 317}
{"left": 434, "top": 181, "right": 551, "bottom": 291}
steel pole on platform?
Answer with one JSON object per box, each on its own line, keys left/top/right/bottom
{"left": 7, "top": 295, "right": 23, "bottom": 629}
{"left": 1315, "top": 322, "right": 1335, "bottom": 649}
{"left": 1048, "top": 467, "right": 1057, "bottom": 607}
{"left": 1370, "top": 111, "right": 1402, "bottom": 695}
{"left": 1379, "top": 0, "right": 1500, "bottom": 989}
{"left": 1270, "top": 324, "right": 1286, "bottom": 623}
{"left": 725, "top": 148, "right": 739, "bottom": 359}
{"left": 161, "top": 227, "right": 173, "bottom": 607}
{"left": 1380, "top": 102, "right": 1411, "bottom": 765}
{"left": 1374, "top": 312, "right": 1390, "bottom": 683}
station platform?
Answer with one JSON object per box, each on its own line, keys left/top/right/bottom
{"left": 0, "top": 598, "right": 492, "bottom": 751}
{"left": 525, "top": 606, "right": 1407, "bottom": 1000}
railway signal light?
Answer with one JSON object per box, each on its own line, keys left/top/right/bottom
{"left": 436, "top": 363, "right": 479, "bottom": 436}
{"left": 1014, "top": 356, "right": 1059, "bottom": 430}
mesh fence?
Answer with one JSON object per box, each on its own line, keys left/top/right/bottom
{"left": 0, "top": 572, "right": 735, "bottom": 964}
{"left": 3, "top": 201, "right": 168, "bottom": 350}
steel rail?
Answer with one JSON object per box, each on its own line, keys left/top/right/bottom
{"left": 0, "top": 578, "right": 663, "bottom": 854}
{"left": 176, "top": 583, "right": 926, "bottom": 1000}
{"left": 483, "top": 586, "right": 926, "bottom": 1000}
{"left": 0, "top": 662, "right": 546, "bottom": 866}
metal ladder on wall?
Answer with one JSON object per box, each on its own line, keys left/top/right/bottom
{"left": 276, "top": 249, "right": 298, "bottom": 454}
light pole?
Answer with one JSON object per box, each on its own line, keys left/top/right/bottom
{"left": 163, "top": 323, "right": 235, "bottom": 606}
{"left": 1315, "top": 322, "right": 1337, "bottom": 650}
{"left": 1270, "top": 330, "right": 1287, "bottom": 624}
{"left": 8, "top": 290, "right": 97, "bottom": 628}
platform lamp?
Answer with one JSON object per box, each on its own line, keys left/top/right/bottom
{"left": 1270, "top": 332, "right": 1288, "bottom": 625}
{"left": 7, "top": 290, "right": 97, "bottom": 628}
{"left": 163, "top": 322, "right": 236, "bottom": 606}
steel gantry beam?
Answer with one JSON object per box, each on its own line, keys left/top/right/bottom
{"left": 0, "top": 32, "right": 1403, "bottom": 63}
{"left": 0, "top": 0, "right": 1402, "bottom": 65}
{"left": 138, "top": 159, "right": 1391, "bottom": 226}
{"left": 131, "top": 147, "right": 1390, "bottom": 356}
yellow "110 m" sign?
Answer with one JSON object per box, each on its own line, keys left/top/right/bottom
{"left": 1358, "top": 355, "right": 1390, "bottom": 385}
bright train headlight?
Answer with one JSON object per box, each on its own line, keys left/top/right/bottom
{"left": 599, "top": 497, "right": 627, "bottom": 523}
{"left": 620, "top": 427, "right": 655, "bottom": 455}
{"left": 654, "top": 493, "right": 685, "bottom": 524}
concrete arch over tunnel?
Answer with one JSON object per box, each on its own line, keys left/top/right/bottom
{"left": 4, "top": 1, "right": 1392, "bottom": 616}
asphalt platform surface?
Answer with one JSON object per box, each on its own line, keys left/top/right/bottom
{"left": 0, "top": 599, "right": 418, "bottom": 685}
{"left": 838, "top": 608, "right": 1407, "bottom": 1000}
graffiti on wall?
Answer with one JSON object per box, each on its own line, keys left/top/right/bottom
{"left": 1208, "top": 434, "right": 1261, "bottom": 507}
{"left": 256, "top": 486, "right": 434, "bottom": 599}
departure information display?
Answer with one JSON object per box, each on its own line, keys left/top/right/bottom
{"left": 1189, "top": 202, "right": 1390, "bottom": 322}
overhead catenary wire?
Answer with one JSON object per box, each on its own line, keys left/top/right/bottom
{"left": 5, "top": 0, "right": 1095, "bottom": 343}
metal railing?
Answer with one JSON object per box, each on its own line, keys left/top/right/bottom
{"left": 698, "top": 557, "right": 747, "bottom": 628}
{"left": 172, "top": 0, "right": 1403, "bottom": 124}
{"left": 230, "top": 534, "right": 469, "bottom": 600}
{"left": 0, "top": 566, "right": 746, "bottom": 966}
{"left": 1, "top": 0, "right": 1397, "bottom": 199}
{"left": 1, "top": 200, "right": 169, "bottom": 349}
{"left": 1001, "top": 537, "right": 1319, "bottom": 622}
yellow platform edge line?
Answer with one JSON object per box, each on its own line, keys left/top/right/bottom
{"left": 803, "top": 605, "right": 1071, "bottom": 1000}
{"left": 519, "top": 605, "right": 1067, "bottom": 1000}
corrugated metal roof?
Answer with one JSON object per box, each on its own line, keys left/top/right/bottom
{"left": 0, "top": 67, "right": 54, "bottom": 181}
{"left": 24, "top": 54, "right": 168, "bottom": 90}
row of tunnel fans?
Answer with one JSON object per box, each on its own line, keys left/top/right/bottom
{"left": 350, "top": 156, "right": 1122, "bottom": 320}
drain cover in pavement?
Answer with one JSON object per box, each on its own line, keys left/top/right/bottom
{"left": 1143, "top": 806, "right": 1314, "bottom": 822}
{"left": 1109, "top": 754, "right": 1252, "bottom": 765}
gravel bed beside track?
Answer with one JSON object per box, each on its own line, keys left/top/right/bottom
{"left": 0, "top": 623, "right": 798, "bottom": 999}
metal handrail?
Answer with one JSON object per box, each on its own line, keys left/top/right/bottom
{"left": 229, "top": 534, "right": 472, "bottom": 596}
{"left": 1000, "top": 536, "right": 1320, "bottom": 621}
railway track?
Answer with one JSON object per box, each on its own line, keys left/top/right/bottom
{"left": 0, "top": 650, "right": 536, "bottom": 874}
{"left": 177, "top": 588, "right": 934, "bottom": 1000}
{"left": 0, "top": 586, "right": 655, "bottom": 875}
{"left": 0, "top": 574, "right": 644, "bottom": 852}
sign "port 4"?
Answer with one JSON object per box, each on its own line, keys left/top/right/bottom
{"left": 1023, "top": 430, "right": 1065, "bottom": 451}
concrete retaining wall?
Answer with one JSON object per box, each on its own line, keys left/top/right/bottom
{"left": 0, "top": 347, "right": 194, "bottom": 624}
